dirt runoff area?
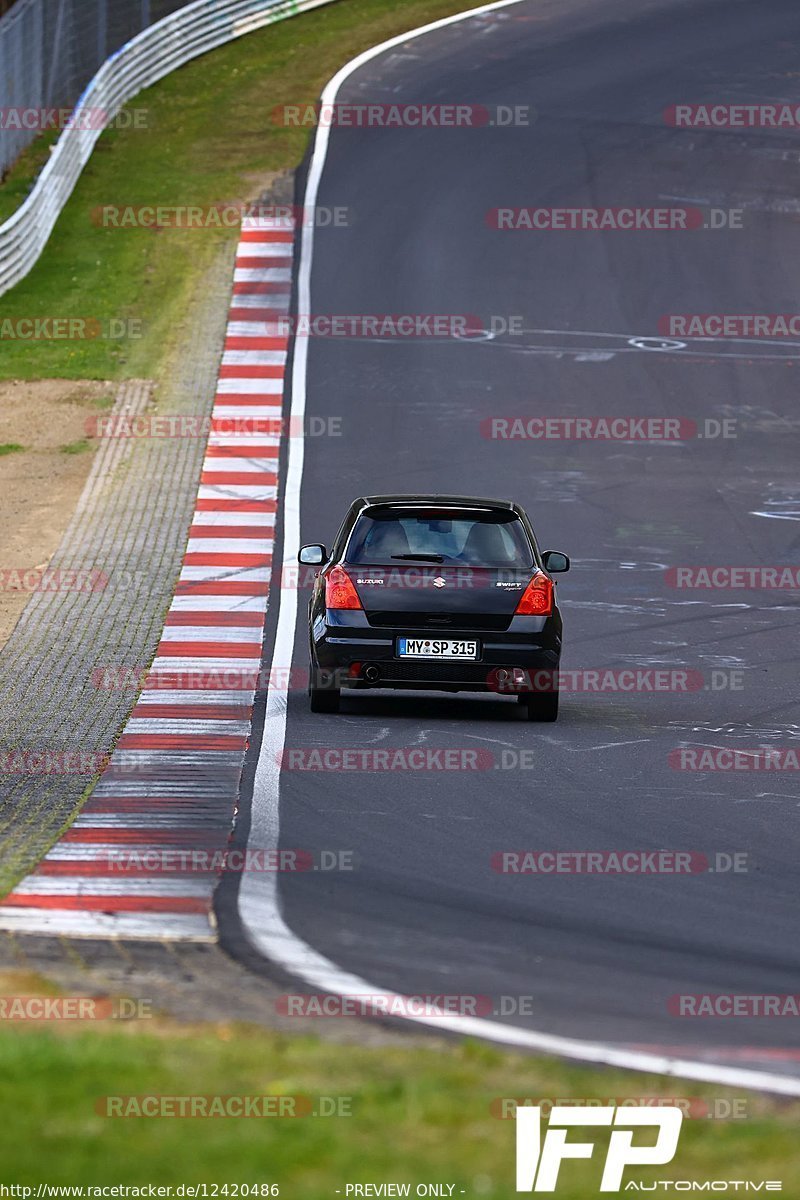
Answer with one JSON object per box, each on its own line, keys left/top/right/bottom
{"left": 0, "top": 379, "right": 114, "bottom": 649}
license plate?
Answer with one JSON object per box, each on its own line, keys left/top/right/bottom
{"left": 397, "top": 637, "right": 479, "bottom": 659}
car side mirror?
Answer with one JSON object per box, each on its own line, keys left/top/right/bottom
{"left": 543, "top": 550, "right": 570, "bottom": 573}
{"left": 298, "top": 544, "right": 328, "bottom": 566}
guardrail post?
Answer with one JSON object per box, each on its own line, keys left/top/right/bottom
{"left": 33, "top": 0, "right": 44, "bottom": 109}
{"left": 97, "top": 0, "right": 107, "bottom": 63}
{"left": 45, "top": 0, "right": 69, "bottom": 104}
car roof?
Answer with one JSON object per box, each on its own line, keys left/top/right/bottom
{"left": 359, "top": 493, "right": 516, "bottom": 511}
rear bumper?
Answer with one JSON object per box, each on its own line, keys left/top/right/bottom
{"left": 311, "top": 614, "right": 561, "bottom": 693}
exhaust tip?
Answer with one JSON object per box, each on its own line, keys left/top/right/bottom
{"left": 491, "top": 667, "right": 530, "bottom": 694}
{"left": 363, "top": 664, "right": 381, "bottom": 684}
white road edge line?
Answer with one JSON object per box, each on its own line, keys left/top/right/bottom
{"left": 237, "top": 0, "right": 800, "bottom": 1099}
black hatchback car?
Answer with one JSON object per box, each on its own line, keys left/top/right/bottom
{"left": 298, "top": 494, "right": 569, "bottom": 720}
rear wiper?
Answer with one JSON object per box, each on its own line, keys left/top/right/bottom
{"left": 390, "top": 553, "right": 444, "bottom": 563}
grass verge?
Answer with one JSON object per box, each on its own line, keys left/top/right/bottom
{"left": 0, "top": 990, "right": 798, "bottom": 1195}
{"left": 0, "top": 0, "right": 496, "bottom": 383}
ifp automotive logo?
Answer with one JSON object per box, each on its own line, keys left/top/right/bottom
{"left": 515, "top": 1104, "right": 683, "bottom": 1192}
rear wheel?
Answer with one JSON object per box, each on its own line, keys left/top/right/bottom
{"left": 521, "top": 689, "right": 559, "bottom": 722}
{"left": 308, "top": 664, "right": 340, "bottom": 713}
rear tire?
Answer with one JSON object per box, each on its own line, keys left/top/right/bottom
{"left": 522, "top": 690, "right": 559, "bottom": 722}
{"left": 308, "top": 665, "right": 340, "bottom": 713}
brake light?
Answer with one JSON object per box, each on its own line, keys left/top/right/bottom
{"left": 514, "top": 572, "right": 553, "bottom": 616}
{"left": 324, "top": 565, "right": 362, "bottom": 610}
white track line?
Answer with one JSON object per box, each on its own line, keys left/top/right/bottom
{"left": 237, "top": 0, "right": 800, "bottom": 1098}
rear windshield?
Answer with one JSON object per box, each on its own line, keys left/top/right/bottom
{"left": 345, "top": 507, "right": 534, "bottom": 568}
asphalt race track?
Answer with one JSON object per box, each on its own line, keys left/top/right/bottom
{"left": 228, "top": 0, "right": 800, "bottom": 1078}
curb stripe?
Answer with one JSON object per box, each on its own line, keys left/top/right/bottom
{"left": 61, "top": 828, "right": 230, "bottom": 842}
{"left": 1, "top": 895, "right": 209, "bottom": 914}
{"left": 189, "top": 526, "right": 275, "bottom": 539}
{"left": 174, "top": 582, "right": 271, "bottom": 597}
{"left": 195, "top": 499, "right": 277, "bottom": 512}
{"left": 181, "top": 553, "right": 272, "bottom": 568}
{"left": 117, "top": 734, "right": 248, "bottom": 751}
{"left": 189, "top": 512, "right": 276, "bottom": 525}
{"left": 155, "top": 642, "right": 263, "bottom": 659}
{"left": 223, "top": 338, "right": 288, "bottom": 351}
{"left": 240, "top": 229, "right": 293, "bottom": 242}
{"left": 131, "top": 705, "right": 253, "bottom": 720}
{"left": 198, "top": 474, "right": 277, "bottom": 487}
{"left": 227, "top": 311, "right": 289, "bottom": 324}
{"left": 164, "top": 613, "right": 264, "bottom": 627}
{"left": 205, "top": 445, "right": 280, "bottom": 458}
{"left": 218, "top": 366, "right": 285, "bottom": 378}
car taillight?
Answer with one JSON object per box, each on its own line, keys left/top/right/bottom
{"left": 514, "top": 572, "right": 554, "bottom": 616}
{"left": 324, "top": 565, "right": 362, "bottom": 610}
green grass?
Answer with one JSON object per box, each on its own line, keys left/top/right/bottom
{"left": 0, "top": 1012, "right": 797, "bottom": 1194}
{"left": 59, "top": 438, "right": 93, "bottom": 455}
{"left": 0, "top": 0, "right": 495, "bottom": 383}
{"left": 0, "top": 442, "right": 24, "bottom": 455}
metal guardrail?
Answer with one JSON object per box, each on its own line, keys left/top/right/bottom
{"left": 0, "top": 0, "right": 338, "bottom": 297}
